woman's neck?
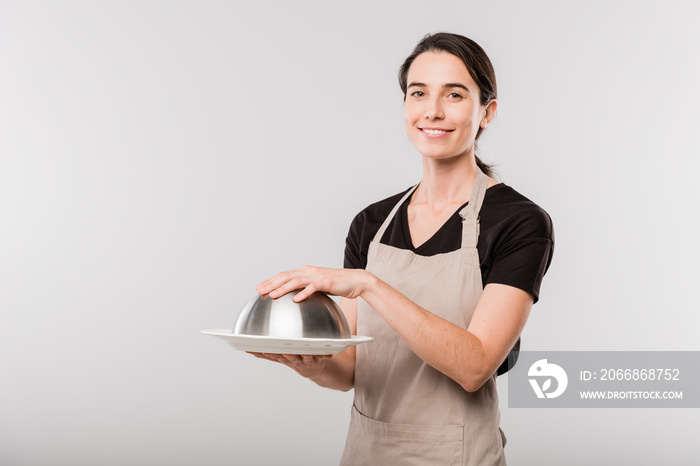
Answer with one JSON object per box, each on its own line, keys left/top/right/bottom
{"left": 413, "top": 155, "right": 479, "bottom": 208}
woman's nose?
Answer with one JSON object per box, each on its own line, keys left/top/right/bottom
{"left": 424, "top": 97, "right": 444, "bottom": 120}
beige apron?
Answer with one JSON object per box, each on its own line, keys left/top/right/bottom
{"left": 340, "top": 169, "right": 507, "bottom": 466}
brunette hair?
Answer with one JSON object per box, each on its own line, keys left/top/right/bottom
{"left": 399, "top": 32, "right": 497, "bottom": 177}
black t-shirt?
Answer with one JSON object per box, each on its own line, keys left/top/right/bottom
{"left": 343, "top": 182, "right": 555, "bottom": 374}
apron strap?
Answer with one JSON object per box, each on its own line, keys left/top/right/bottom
{"left": 372, "top": 169, "right": 488, "bottom": 247}
{"left": 371, "top": 184, "right": 419, "bottom": 243}
{"left": 459, "top": 169, "right": 488, "bottom": 249}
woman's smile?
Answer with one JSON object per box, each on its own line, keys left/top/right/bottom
{"left": 404, "top": 51, "right": 492, "bottom": 161}
{"left": 420, "top": 127, "right": 454, "bottom": 137}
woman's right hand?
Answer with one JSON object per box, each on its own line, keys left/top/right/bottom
{"left": 246, "top": 352, "right": 332, "bottom": 379}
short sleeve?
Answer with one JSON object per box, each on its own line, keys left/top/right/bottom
{"left": 484, "top": 207, "right": 554, "bottom": 303}
{"left": 343, "top": 212, "right": 365, "bottom": 269}
{"left": 342, "top": 190, "right": 408, "bottom": 270}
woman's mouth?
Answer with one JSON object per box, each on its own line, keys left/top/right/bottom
{"left": 420, "top": 128, "right": 453, "bottom": 138}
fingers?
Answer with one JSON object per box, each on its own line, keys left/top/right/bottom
{"left": 246, "top": 352, "right": 289, "bottom": 362}
{"left": 255, "top": 269, "right": 297, "bottom": 296}
{"left": 255, "top": 265, "right": 365, "bottom": 301}
{"left": 281, "top": 354, "right": 329, "bottom": 365}
{"left": 246, "top": 352, "right": 331, "bottom": 364}
{"left": 246, "top": 351, "right": 332, "bottom": 378}
{"left": 246, "top": 352, "right": 301, "bottom": 364}
{"left": 269, "top": 278, "right": 306, "bottom": 300}
{"left": 291, "top": 283, "right": 317, "bottom": 302}
{"left": 255, "top": 272, "right": 290, "bottom": 296}
{"left": 256, "top": 266, "right": 322, "bottom": 299}
{"left": 247, "top": 352, "right": 300, "bottom": 368}
{"left": 297, "top": 354, "right": 331, "bottom": 363}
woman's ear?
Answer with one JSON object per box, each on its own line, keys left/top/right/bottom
{"left": 481, "top": 99, "right": 498, "bottom": 128}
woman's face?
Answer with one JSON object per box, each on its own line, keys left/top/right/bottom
{"left": 403, "top": 51, "right": 493, "bottom": 162}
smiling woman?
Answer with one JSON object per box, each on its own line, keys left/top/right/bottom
{"left": 403, "top": 52, "right": 496, "bottom": 164}
{"left": 399, "top": 33, "right": 498, "bottom": 177}
{"left": 253, "top": 32, "right": 554, "bottom": 465}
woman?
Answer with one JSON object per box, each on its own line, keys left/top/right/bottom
{"left": 253, "top": 32, "right": 554, "bottom": 465}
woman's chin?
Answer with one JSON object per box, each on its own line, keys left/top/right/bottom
{"left": 419, "top": 151, "right": 471, "bottom": 163}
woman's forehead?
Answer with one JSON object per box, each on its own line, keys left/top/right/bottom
{"left": 406, "top": 51, "right": 476, "bottom": 87}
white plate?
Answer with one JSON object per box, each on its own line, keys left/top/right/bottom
{"left": 201, "top": 329, "right": 373, "bottom": 355}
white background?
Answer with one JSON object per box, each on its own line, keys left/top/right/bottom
{"left": 1, "top": 1, "right": 699, "bottom": 465}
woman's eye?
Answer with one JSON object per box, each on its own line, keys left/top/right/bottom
{"left": 448, "top": 92, "right": 462, "bottom": 99}
{"left": 410, "top": 90, "right": 425, "bottom": 97}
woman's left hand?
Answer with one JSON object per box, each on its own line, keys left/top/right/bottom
{"left": 246, "top": 352, "right": 332, "bottom": 379}
{"left": 256, "top": 266, "right": 374, "bottom": 302}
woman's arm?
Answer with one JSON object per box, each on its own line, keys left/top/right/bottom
{"left": 362, "top": 279, "right": 532, "bottom": 392}
{"left": 257, "top": 267, "right": 533, "bottom": 392}
{"left": 247, "top": 297, "right": 358, "bottom": 392}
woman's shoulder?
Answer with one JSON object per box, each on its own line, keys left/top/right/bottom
{"left": 344, "top": 186, "right": 415, "bottom": 269}
{"left": 485, "top": 182, "right": 547, "bottom": 208}
{"left": 482, "top": 183, "right": 554, "bottom": 240}
{"left": 350, "top": 186, "right": 414, "bottom": 227}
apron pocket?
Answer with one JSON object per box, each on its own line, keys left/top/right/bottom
{"left": 341, "top": 405, "right": 464, "bottom": 466}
